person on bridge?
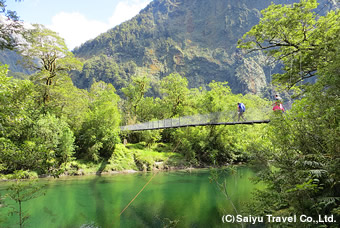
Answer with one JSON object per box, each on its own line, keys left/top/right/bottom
{"left": 274, "top": 94, "right": 282, "bottom": 102}
{"left": 237, "top": 102, "right": 246, "bottom": 121}
{"left": 273, "top": 94, "right": 285, "bottom": 113}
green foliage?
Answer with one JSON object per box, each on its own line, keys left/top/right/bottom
{"left": 0, "top": 63, "right": 78, "bottom": 176}
{"left": 0, "top": 0, "right": 25, "bottom": 50}
{"left": 136, "top": 96, "right": 162, "bottom": 122}
{"left": 72, "top": 54, "right": 135, "bottom": 91}
{"left": 120, "top": 71, "right": 271, "bottom": 166}
{"left": 0, "top": 64, "right": 38, "bottom": 173}
{"left": 20, "top": 24, "right": 83, "bottom": 104}
{"left": 168, "top": 81, "right": 271, "bottom": 165}
{"left": 121, "top": 74, "right": 151, "bottom": 124}
{"left": 0, "top": 113, "right": 75, "bottom": 175}
{"left": 121, "top": 75, "right": 168, "bottom": 146}
{"left": 160, "top": 73, "right": 190, "bottom": 118}
{"left": 1, "top": 57, "right": 123, "bottom": 176}
{"left": 238, "top": 0, "right": 340, "bottom": 223}
{"left": 76, "top": 81, "right": 121, "bottom": 161}
{"left": 72, "top": 0, "right": 274, "bottom": 95}
{"left": 140, "top": 130, "right": 162, "bottom": 147}
{"left": 108, "top": 144, "right": 137, "bottom": 171}
{"left": 0, "top": 192, "right": 8, "bottom": 224}
{"left": 257, "top": 84, "right": 340, "bottom": 219}
{"left": 0, "top": 25, "right": 127, "bottom": 176}
{"left": 108, "top": 143, "right": 186, "bottom": 171}
{"left": 238, "top": 0, "right": 340, "bottom": 90}
{"left": 6, "top": 179, "right": 46, "bottom": 228}
{"left": 31, "top": 113, "right": 75, "bottom": 170}
{"left": 46, "top": 76, "right": 89, "bottom": 132}
{"left": 0, "top": 65, "right": 39, "bottom": 139}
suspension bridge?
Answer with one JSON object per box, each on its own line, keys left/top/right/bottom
{"left": 120, "top": 107, "right": 272, "bottom": 131}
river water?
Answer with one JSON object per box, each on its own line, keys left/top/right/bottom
{"left": 1, "top": 167, "right": 262, "bottom": 227}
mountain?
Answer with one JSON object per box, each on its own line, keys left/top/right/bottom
{"left": 2, "top": 0, "right": 336, "bottom": 94}
{"left": 0, "top": 49, "right": 33, "bottom": 78}
{"left": 73, "top": 0, "right": 291, "bottom": 95}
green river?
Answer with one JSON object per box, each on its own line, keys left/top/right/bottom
{"left": 1, "top": 167, "right": 263, "bottom": 228}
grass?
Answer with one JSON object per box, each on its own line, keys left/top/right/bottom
{"left": 1, "top": 143, "right": 188, "bottom": 179}
{"left": 63, "top": 142, "right": 188, "bottom": 175}
{"left": 107, "top": 142, "right": 187, "bottom": 171}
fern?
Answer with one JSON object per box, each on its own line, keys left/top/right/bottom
{"left": 309, "top": 169, "right": 327, "bottom": 178}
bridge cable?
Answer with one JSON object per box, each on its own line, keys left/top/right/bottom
{"left": 119, "top": 172, "right": 157, "bottom": 216}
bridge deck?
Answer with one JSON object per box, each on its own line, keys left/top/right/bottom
{"left": 121, "top": 120, "right": 270, "bottom": 131}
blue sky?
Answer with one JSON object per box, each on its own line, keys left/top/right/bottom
{"left": 5, "top": 0, "right": 152, "bottom": 50}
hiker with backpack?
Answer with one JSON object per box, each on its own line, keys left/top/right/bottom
{"left": 237, "top": 102, "right": 246, "bottom": 121}
{"left": 272, "top": 94, "right": 285, "bottom": 113}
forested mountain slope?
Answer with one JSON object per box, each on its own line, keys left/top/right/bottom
{"left": 2, "top": 0, "right": 336, "bottom": 95}
{"left": 73, "top": 0, "right": 292, "bottom": 95}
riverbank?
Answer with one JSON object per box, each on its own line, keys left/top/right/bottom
{"left": 0, "top": 142, "right": 192, "bottom": 180}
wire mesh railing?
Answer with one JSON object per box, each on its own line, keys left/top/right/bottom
{"left": 120, "top": 107, "right": 272, "bottom": 131}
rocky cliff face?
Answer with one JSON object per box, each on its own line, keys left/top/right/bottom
{"left": 74, "top": 0, "right": 284, "bottom": 94}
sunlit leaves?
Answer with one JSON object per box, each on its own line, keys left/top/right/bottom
{"left": 121, "top": 74, "right": 151, "bottom": 123}
{"left": 76, "top": 81, "right": 121, "bottom": 161}
{"left": 160, "top": 73, "right": 190, "bottom": 118}
{"left": 0, "top": 0, "right": 25, "bottom": 50}
{"left": 238, "top": 0, "right": 340, "bottom": 89}
{"left": 19, "top": 24, "right": 83, "bottom": 103}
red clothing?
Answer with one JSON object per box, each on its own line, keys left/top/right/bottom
{"left": 273, "top": 103, "right": 285, "bottom": 112}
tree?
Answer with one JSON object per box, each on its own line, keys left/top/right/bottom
{"left": 20, "top": 24, "right": 83, "bottom": 104}
{"left": 30, "top": 113, "right": 75, "bottom": 173}
{"left": 76, "top": 81, "right": 121, "bottom": 161}
{"left": 238, "top": 0, "right": 339, "bottom": 89}
{"left": 7, "top": 179, "right": 45, "bottom": 228}
{"left": 0, "top": 0, "right": 25, "bottom": 50}
{"left": 0, "top": 63, "right": 76, "bottom": 175}
{"left": 46, "top": 76, "right": 89, "bottom": 132}
{"left": 238, "top": 0, "right": 340, "bottom": 223}
{"left": 72, "top": 54, "right": 132, "bottom": 90}
{"left": 0, "top": 113, "right": 76, "bottom": 175}
{"left": 121, "top": 75, "right": 150, "bottom": 124}
{"left": 0, "top": 63, "right": 38, "bottom": 174}
{"left": 160, "top": 73, "right": 190, "bottom": 118}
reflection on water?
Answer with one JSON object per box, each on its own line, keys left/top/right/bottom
{"left": 1, "top": 167, "right": 262, "bottom": 227}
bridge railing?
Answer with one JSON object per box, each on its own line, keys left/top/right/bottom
{"left": 120, "top": 107, "right": 271, "bottom": 131}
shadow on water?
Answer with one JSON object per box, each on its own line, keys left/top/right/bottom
{"left": 68, "top": 175, "right": 108, "bottom": 228}
{"left": 95, "top": 160, "right": 108, "bottom": 176}
{"left": 90, "top": 176, "right": 107, "bottom": 226}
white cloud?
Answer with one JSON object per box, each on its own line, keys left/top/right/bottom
{"left": 48, "top": 12, "right": 110, "bottom": 50}
{"left": 109, "top": 0, "right": 151, "bottom": 27}
{"left": 47, "top": 0, "right": 151, "bottom": 50}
